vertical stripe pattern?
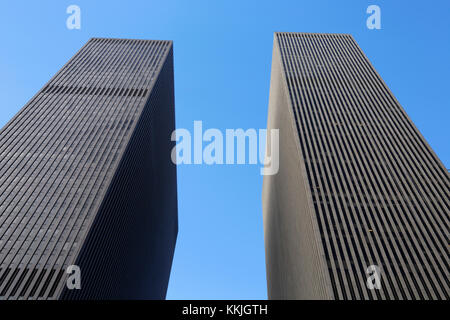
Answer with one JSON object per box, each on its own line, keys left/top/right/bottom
{"left": 273, "top": 32, "right": 449, "bottom": 300}
{"left": 0, "top": 38, "right": 175, "bottom": 299}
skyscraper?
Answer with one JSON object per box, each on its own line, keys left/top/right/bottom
{"left": 0, "top": 38, "right": 178, "bottom": 300}
{"left": 263, "top": 32, "right": 449, "bottom": 300}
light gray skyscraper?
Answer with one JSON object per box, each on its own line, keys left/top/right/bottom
{"left": 263, "top": 32, "right": 449, "bottom": 300}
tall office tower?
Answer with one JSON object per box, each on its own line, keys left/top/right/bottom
{"left": 0, "top": 38, "right": 178, "bottom": 300}
{"left": 263, "top": 32, "right": 449, "bottom": 300}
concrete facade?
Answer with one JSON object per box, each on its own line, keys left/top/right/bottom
{"left": 263, "top": 32, "right": 450, "bottom": 300}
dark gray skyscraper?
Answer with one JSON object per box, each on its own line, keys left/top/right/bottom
{"left": 0, "top": 38, "right": 178, "bottom": 299}
{"left": 263, "top": 32, "right": 449, "bottom": 300}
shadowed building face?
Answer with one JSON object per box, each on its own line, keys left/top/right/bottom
{"left": 0, "top": 38, "right": 178, "bottom": 300}
{"left": 263, "top": 32, "right": 449, "bottom": 300}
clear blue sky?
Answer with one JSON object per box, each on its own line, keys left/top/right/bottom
{"left": 0, "top": 1, "right": 448, "bottom": 299}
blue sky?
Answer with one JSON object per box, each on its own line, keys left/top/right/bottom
{"left": 0, "top": 1, "right": 448, "bottom": 299}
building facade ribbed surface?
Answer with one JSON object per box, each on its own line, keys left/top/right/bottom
{"left": 263, "top": 32, "right": 449, "bottom": 300}
{"left": 0, "top": 38, "right": 178, "bottom": 299}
